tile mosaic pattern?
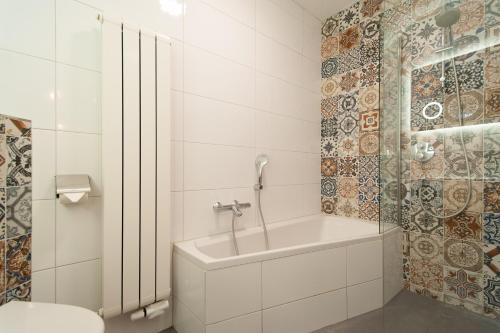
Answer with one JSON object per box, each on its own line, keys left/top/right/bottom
{"left": 321, "top": 1, "right": 381, "bottom": 223}
{"left": 0, "top": 115, "right": 31, "bottom": 305}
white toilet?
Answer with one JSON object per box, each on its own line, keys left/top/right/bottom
{"left": 0, "top": 301, "right": 105, "bottom": 333}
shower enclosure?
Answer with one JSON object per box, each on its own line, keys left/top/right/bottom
{"left": 380, "top": 0, "right": 500, "bottom": 323}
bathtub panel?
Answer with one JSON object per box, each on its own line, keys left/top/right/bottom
{"left": 262, "top": 289, "right": 347, "bottom": 333}
{"left": 173, "top": 254, "right": 206, "bottom": 322}
{"left": 347, "top": 278, "right": 383, "bottom": 318}
{"left": 206, "top": 312, "right": 261, "bottom": 333}
{"left": 347, "top": 239, "right": 383, "bottom": 286}
{"left": 262, "top": 247, "right": 346, "bottom": 308}
{"left": 174, "top": 297, "right": 205, "bottom": 333}
{"left": 205, "top": 263, "right": 262, "bottom": 323}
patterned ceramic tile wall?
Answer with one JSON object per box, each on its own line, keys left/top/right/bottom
{"left": 320, "top": 0, "right": 383, "bottom": 222}
{"left": 390, "top": 0, "right": 500, "bottom": 320}
{"left": 0, "top": 115, "right": 32, "bottom": 305}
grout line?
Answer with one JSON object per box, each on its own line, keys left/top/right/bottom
{"left": 182, "top": 90, "right": 321, "bottom": 125}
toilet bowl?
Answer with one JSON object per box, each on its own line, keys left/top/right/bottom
{"left": 0, "top": 301, "right": 105, "bottom": 333}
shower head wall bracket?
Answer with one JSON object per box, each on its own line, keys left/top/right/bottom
{"left": 412, "top": 142, "right": 435, "bottom": 162}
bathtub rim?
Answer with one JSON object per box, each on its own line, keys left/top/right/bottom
{"left": 174, "top": 215, "right": 398, "bottom": 271}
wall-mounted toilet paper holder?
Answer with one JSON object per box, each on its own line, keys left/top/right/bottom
{"left": 56, "top": 174, "right": 91, "bottom": 204}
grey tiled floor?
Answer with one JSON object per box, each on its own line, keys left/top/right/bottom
{"left": 314, "top": 291, "right": 500, "bottom": 333}
{"left": 163, "top": 291, "right": 500, "bottom": 333}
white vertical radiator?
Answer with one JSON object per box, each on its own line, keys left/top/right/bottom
{"left": 101, "top": 18, "right": 171, "bottom": 319}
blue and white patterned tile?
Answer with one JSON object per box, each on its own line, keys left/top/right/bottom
{"left": 484, "top": 213, "right": 500, "bottom": 246}
{"left": 6, "top": 186, "right": 31, "bottom": 238}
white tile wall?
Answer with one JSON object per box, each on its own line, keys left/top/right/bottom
{"left": 169, "top": 0, "right": 322, "bottom": 243}
{"left": 56, "top": 259, "right": 102, "bottom": 311}
{"left": 1, "top": 0, "right": 102, "bottom": 313}
{"left": 4, "top": 0, "right": 322, "bottom": 323}
{"left": 32, "top": 200, "right": 56, "bottom": 271}
{"left": 0, "top": 50, "right": 56, "bottom": 130}
{"left": 262, "top": 289, "right": 347, "bottom": 333}
{"left": 32, "top": 269, "right": 56, "bottom": 303}
{"left": 0, "top": 0, "right": 55, "bottom": 59}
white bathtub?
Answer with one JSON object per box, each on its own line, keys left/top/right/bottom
{"left": 173, "top": 215, "right": 400, "bottom": 333}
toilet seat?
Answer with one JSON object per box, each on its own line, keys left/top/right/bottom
{"left": 0, "top": 301, "right": 105, "bottom": 333}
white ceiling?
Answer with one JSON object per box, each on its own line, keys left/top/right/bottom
{"left": 295, "top": 0, "right": 357, "bottom": 21}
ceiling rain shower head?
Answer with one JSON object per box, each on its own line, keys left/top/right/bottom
{"left": 435, "top": 7, "right": 460, "bottom": 28}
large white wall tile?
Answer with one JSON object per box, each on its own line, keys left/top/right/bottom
{"left": 201, "top": 0, "right": 256, "bottom": 27}
{"left": 184, "top": 142, "right": 254, "bottom": 190}
{"left": 32, "top": 130, "right": 56, "bottom": 200}
{"left": 262, "top": 247, "right": 346, "bottom": 307}
{"left": 56, "top": 132, "right": 101, "bottom": 195}
{"left": 0, "top": 51, "right": 55, "bottom": 130}
{"left": 301, "top": 56, "right": 321, "bottom": 93}
{"left": 302, "top": 183, "right": 321, "bottom": 216}
{"left": 185, "top": 0, "right": 254, "bottom": 67}
{"left": 347, "top": 278, "right": 383, "bottom": 318}
{"left": 171, "top": 90, "right": 184, "bottom": 141}
{"left": 56, "top": 0, "right": 100, "bottom": 70}
{"left": 256, "top": 149, "right": 320, "bottom": 186}
{"left": 0, "top": 0, "right": 55, "bottom": 59}
{"left": 171, "top": 192, "right": 184, "bottom": 242}
{"left": 256, "top": 33, "right": 302, "bottom": 85}
{"left": 256, "top": 0, "right": 302, "bottom": 52}
{"left": 173, "top": 253, "right": 206, "bottom": 321}
{"left": 173, "top": 297, "right": 205, "bottom": 333}
{"left": 32, "top": 269, "right": 56, "bottom": 303}
{"left": 170, "top": 39, "right": 184, "bottom": 91}
{"left": 302, "top": 12, "right": 322, "bottom": 62}
{"left": 268, "top": 0, "right": 303, "bottom": 19}
{"left": 56, "top": 197, "right": 102, "bottom": 266}
{"left": 56, "top": 259, "right": 101, "bottom": 311}
{"left": 32, "top": 200, "right": 56, "bottom": 271}
{"left": 184, "top": 44, "right": 255, "bottom": 107}
{"left": 260, "top": 185, "right": 304, "bottom": 223}
{"left": 56, "top": 64, "right": 101, "bottom": 133}
{"left": 347, "top": 240, "right": 383, "bottom": 286}
{"left": 263, "top": 289, "right": 347, "bottom": 333}
{"left": 172, "top": 141, "right": 184, "bottom": 192}
{"left": 184, "top": 93, "right": 255, "bottom": 147}
{"left": 256, "top": 111, "right": 319, "bottom": 153}
{"left": 205, "top": 263, "right": 261, "bottom": 323}
{"left": 183, "top": 188, "right": 256, "bottom": 239}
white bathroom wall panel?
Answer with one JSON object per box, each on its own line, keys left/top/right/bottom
{"left": 139, "top": 32, "right": 158, "bottom": 307}
{"left": 0, "top": 50, "right": 55, "bottom": 130}
{"left": 0, "top": 0, "right": 55, "bottom": 59}
{"left": 101, "top": 19, "right": 123, "bottom": 318}
{"left": 122, "top": 25, "right": 141, "bottom": 313}
{"left": 156, "top": 36, "right": 173, "bottom": 301}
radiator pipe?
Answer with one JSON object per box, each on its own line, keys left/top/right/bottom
{"left": 130, "top": 300, "right": 170, "bottom": 321}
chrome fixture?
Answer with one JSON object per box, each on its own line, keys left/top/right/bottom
{"left": 412, "top": 142, "right": 435, "bottom": 162}
{"left": 254, "top": 154, "right": 269, "bottom": 191}
{"left": 254, "top": 154, "right": 270, "bottom": 251}
{"left": 422, "top": 101, "right": 443, "bottom": 120}
{"left": 416, "top": 4, "right": 472, "bottom": 219}
{"left": 213, "top": 200, "right": 251, "bottom": 255}
{"left": 213, "top": 201, "right": 251, "bottom": 215}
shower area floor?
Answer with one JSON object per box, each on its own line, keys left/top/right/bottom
{"left": 314, "top": 291, "right": 500, "bottom": 333}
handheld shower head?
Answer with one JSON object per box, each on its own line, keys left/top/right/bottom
{"left": 255, "top": 154, "right": 269, "bottom": 190}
